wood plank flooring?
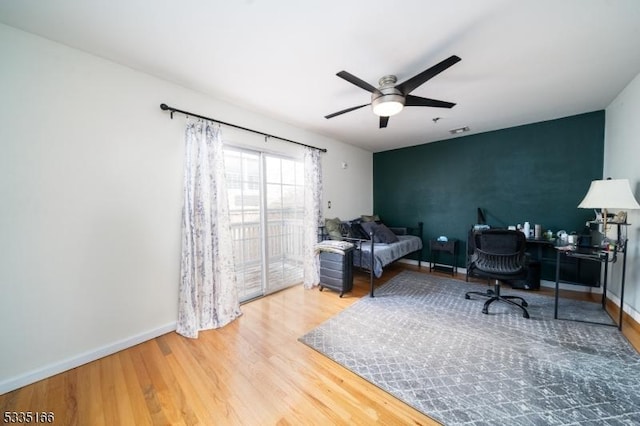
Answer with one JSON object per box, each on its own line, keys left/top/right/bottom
{"left": 1, "top": 264, "right": 638, "bottom": 425}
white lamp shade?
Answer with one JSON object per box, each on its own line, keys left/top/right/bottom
{"left": 578, "top": 178, "right": 640, "bottom": 210}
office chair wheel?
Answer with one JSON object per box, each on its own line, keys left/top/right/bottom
{"left": 482, "top": 307, "right": 489, "bottom": 315}
{"left": 465, "top": 294, "right": 471, "bottom": 299}
{"left": 522, "top": 301, "right": 528, "bottom": 307}
{"left": 522, "top": 311, "right": 530, "bottom": 319}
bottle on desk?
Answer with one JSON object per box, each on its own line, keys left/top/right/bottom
{"left": 523, "top": 222, "right": 531, "bottom": 238}
{"left": 535, "top": 224, "right": 542, "bottom": 238}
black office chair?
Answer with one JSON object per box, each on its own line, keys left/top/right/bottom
{"left": 465, "top": 229, "right": 530, "bottom": 318}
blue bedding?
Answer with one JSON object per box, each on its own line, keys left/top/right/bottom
{"left": 352, "top": 235, "right": 423, "bottom": 278}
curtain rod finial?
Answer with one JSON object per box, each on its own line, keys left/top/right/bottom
{"left": 160, "top": 103, "right": 169, "bottom": 110}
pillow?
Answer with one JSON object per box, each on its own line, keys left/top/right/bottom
{"left": 349, "top": 222, "right": 371, "bottom": 240}
{"left": 361, "top": 214, "right": 381, "bottom": 223}
{"left": 360, "top": 222, "right": 378, "bottom": 238}
{"left": 373, "top": 222, "right": 400, "bottom": 244}
{"left": 325, "top": 217, "right": 343, "bottom": 240}
{"left": 339, "top": 222, "right": 352, "bottom": 237}
{"left": 360, "top": 222, "right": 400, "bottom": 244}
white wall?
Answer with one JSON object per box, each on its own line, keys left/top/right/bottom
{"left": 0, "top": 23, "right": 372, "bottom": 393}
{"left": 604, "top": 71, "right": 640, "bottom": 324}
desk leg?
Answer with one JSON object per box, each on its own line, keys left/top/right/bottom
{"left": 619, "top": 249, "right": 627, "bottom": 330}
{"left": 602, "top": 256, "right": 608, "bottom": 309}
{"left": 554, "top": 250, "right": 560, "bottom": 320}
{"left": 454, "top": 247, "right": 458, "bottom": 275}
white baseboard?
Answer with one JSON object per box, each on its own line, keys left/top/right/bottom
{"left": 398, "top": 258, "right": 421, "bottom": 267}
{"left": 0, "top": 322, "right": 176, "bottom": 395}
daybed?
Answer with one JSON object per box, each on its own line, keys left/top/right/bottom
{"left": 320, "top": 215, "right": 424, "bottom": 297}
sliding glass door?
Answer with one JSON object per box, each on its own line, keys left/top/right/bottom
{"left": 224, "top": 147, "right": 304, "bottom": 302}
{"left": 264, "top": 155, "right": 304, "bottom": 294}
{"left": 225, "top": 148, "right": 262, "bottom": 301}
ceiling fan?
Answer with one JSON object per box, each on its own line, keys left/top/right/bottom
{"left": 325, "top": 55, "right": 461, "bottom": 128}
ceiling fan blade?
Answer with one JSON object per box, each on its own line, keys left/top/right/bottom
{"left": 336, "top": 71, "right": 379, "bottom": 93}
{"left": 324, "top": 103, "right": 370, "bottom": 119}
{"left": 396, "top": 55, "right": 461, "bottom": 95}
{"left": 379, "top": 116, "right": 389, "bottom": 128}
{"left": 405, "top": 95, "right": 456, "bottom": 109}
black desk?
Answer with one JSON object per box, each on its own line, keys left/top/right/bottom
{"left": 553, "top": 243, "right": 627, "bottom": 330}
{"left": 525, "top": 237, "right": 554, "bottom": 260}
{"left": 526, "top": 237, "right": 602, "bottom": 287}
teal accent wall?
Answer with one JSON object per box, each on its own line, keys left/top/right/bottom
{"left": 373, "top": 111, "right": 605, "bottom": 267}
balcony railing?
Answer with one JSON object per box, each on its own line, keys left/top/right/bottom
{"left": 229, "top": 215, "right": 305, "bottom": 301}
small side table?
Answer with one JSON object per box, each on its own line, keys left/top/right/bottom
{"left": 429, "top": 239, "right": 458, "bottom": 276}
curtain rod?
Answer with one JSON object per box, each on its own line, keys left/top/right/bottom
{"left": 160, "top": 103, "right": 327, "bottom": 153}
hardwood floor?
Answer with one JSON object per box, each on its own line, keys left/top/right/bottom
{"left": 2, "top": 264, "right": 639, "bottom": 425}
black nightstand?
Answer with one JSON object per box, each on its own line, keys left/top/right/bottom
{"left": 429, "top": 239, "right": 458, "bottom": 276}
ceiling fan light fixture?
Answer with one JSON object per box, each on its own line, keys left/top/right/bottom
{"left": 372, "top": 97, "right": 404, "bottom": 117}
{"left": 371, "top": 76, "right": 405, "bottom": 117}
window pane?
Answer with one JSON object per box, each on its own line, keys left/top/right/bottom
{"left": 243, "top": 156, "right": 260, "bottom": 190}
{"left": 281, "top": 158, "right": 295, "bottom": 184}
{"left": 265, "top": 156, "right": 281, "bottom": 184}
{"left": 224, "top": 147, "right": 263, "bottom": 302}
{"left": 264, "top": 153, "right": 305, "bottom": 294}
{"left": 266, "top": 183, "right": 283, "bottom": 214}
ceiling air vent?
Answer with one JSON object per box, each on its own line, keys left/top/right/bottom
{"left": 449, "top": 126, "right": 470, "bottom": 135}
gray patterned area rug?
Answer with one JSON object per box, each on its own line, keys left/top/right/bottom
{"left": 299, "top": 271, "right": 640, "bottom": 425}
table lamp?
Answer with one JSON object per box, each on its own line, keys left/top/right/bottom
{"left": 577, "top": 178, "right": 640, "bottom": 245}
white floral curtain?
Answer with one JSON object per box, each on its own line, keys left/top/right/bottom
{"left": 177, "top": 119, "right": 242, "bottom": 338}
{"left": 303, "top": 147, "right": 322, "bottom": 289}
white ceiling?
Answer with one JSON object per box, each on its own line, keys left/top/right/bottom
{"left": 2, "top": 0, "right": 640, "bottom": 152}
